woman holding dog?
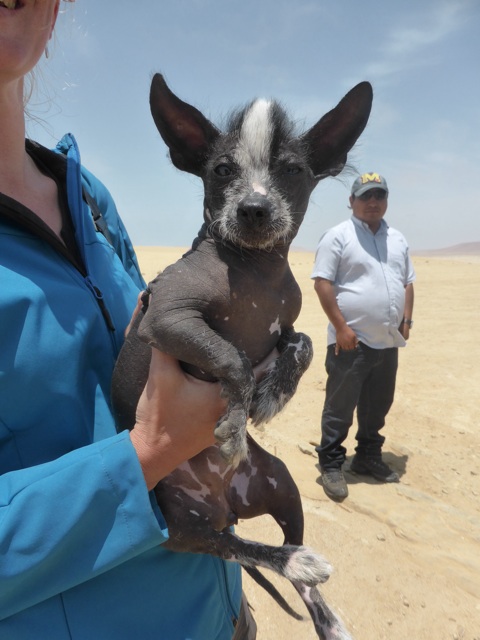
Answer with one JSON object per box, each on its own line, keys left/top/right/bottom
{"left": 0, "top": 1, "right": 256, "bottom": 637}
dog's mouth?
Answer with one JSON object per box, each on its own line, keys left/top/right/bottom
{"left": 213, "top": 213, "right": 294, "bottom": 251}
{"left": 205, "top": 189, "right": 297, "bottom": 250}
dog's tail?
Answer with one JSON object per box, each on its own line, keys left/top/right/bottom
{"left": 242, "top": 566, "right": 304, "bottom": 621}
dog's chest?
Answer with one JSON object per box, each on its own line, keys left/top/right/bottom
{"left": 207, "top": 252, "right": 301, "bottom": 363}
{"left": 159, "top": 243, "right": 302, "bottom": 364}
{"left": 216, "top": 274, "right": 300, "bottom": 358}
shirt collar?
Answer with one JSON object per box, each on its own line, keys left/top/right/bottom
{"left": 351, "top": 214, "right": 388, "bottom": 235}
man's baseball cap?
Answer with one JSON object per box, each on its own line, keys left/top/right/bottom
{"left": 351, "top": 172, "right": 389, "bottom": 197}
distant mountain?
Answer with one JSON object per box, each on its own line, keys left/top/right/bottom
{"left": 412, "top": 242, "right": 480, "bottom": 256}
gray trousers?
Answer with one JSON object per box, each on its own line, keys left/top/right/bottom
{"left": 232, "top": 593, "right": 257, "bottom": 640}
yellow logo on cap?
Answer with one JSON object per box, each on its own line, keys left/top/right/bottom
{"left": 361, "top": 173, "right": 382, "bottom": 184}
{"left": 361, "top": 173, "right": 381, "bottom": 184}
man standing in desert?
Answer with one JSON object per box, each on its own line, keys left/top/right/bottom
{"left": 311, "top": 172, "right": 415, "bottom": 501}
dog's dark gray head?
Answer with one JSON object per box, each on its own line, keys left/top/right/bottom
{"left": 203, "top": 99, "right": 317, "bottom": 249}
{"left": 150, "top": 73, "right": 373, "bottom": 250}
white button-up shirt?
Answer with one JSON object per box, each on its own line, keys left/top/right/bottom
{"left": 311, "top": 215, "right": 416, "bottom": 349}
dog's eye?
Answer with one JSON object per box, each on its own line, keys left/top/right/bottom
{"left": 214, "top": 164, "right": 233, "bottom": 177}
{"left": 285, "top": 165, "right": 302, "bottom": 175}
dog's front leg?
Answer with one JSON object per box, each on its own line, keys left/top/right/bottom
{"left": 211, "top": 345, "right": 255, "bottom": 465}
{"left": 138, "top": 304, "right": 254, "bottom": 466}
{"left": 250, "top": 328, "right": 313, "bottom": 426}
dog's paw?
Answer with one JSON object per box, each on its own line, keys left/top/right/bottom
{"left": 283, "top": 546, "right": 332, "bottom": 586}
{"left": 249, "top": 370, "right": 288, "bottom": 425}
{"left": 250, "top": 332, "right": 313, "bottom": 426}
{"left": 214, "top": 408, "right": 248, "bottom": 467}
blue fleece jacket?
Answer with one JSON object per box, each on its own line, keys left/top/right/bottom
{"left": 0, "top": 134, "right": 241, "bottom": 639}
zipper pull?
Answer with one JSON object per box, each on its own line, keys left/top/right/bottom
{"left": 85, "top": 277, "right": 116, "bottom": 332}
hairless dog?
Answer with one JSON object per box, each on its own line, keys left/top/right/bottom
{"left": 112, "top": 73, "right": 372, "bottom": 639}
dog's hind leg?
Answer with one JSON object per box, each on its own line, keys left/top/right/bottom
{"left": 164, "top": 526, "right": 332, "bottom": 586}
{"left": 231, "top": 436, "right": 307, "bottom": 548}
{"left": 213, "top": 530, "right": 351, "bottom": 640}
{"left": 292, "top": 582, "right": 354, "bottom": 640}
{"left": 241, "top": 572, "right": 354, "bottom": 640}
{"left": 201, "top": 530, "right": 349, "bottom": 640}
{"left": 242, "top": 566, "right": 304, "bottom": 620}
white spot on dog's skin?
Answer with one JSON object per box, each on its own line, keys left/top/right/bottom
{"left": 189, "top": 510, "right": 200, "bottom": 517}
{"left": 267, "top": 476, "right": 278, "bottom": 489}
{"left": 291, "top": 337, "right": 306, "bottom": 362}
{"left": 252, "top": 302, "right": 257, "bottom": 308}
{"left": 252, "top": 182, "right": 267, "bottom": 195}
{"left": 170, "top": 460, "right": 217, "bottom": 505}
{"left": 206, "top": 457, "right": 229, "bottom": 478}
{"left": 232, "top": 462, "right": 258, "bottom": 506}
{"left": 302, "top": 585, "right": 314, "bottom": 604}
{"left": 224, "top": 317, "right": 229, "bottom": 321}
{"left": 178, "top": 483, "right": 212, "bottom": 505}
{"left": 269, "top": 316, "right": 281, "bottom": 335}
{"left": 241, "top": 99, "right": 273, "bottom": 166}
{"left": 298, "top": 586, "right": 353, "bottom": 640}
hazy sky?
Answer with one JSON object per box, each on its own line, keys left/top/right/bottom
{"left": 29, "top": 0, "right": 480, "bottom": 251}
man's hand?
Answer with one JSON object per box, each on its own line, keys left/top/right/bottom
{"left": 334, "top": 324, "right": 358, "bottom": 355}
{"left": 399, "top": 322, "right": 411, "bottom": 341}
{"left": 314, "top": 277, "right": 358, "bottom": 355}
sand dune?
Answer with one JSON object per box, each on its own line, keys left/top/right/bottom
{"left": 413, "top": 242, "right": 480, "bottom": 257}
{"left": 135, "top": 246, "right": 480, "bottom": 640}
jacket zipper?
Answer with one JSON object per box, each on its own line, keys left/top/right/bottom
{"left": 62, "top": 134, "right": 118, "bottom": 340}
{"left": 84, "top": 276, "right": 116, "bottom": 332}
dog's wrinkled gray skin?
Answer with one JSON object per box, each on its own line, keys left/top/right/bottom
{"left": 155, "top": 435, "right": 355, "bottom": 640}
{"left": 111, "top": 74, "right": 372, "bottom": 640}
{"left": 113, "top": 73, "right": 372, "bottom": 467}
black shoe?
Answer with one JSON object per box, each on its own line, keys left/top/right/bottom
{"left": 321, "top": 468, "right": 349, "bottom": 501}
{"left": 350, "top": 456, "right": 399, "bottom": 483}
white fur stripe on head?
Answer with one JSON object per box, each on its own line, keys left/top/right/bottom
{"left": 240, "top": 99, "right": 273, "bottom": 166}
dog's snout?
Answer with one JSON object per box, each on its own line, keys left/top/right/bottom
{"left": 237, "top": 194, "right": 273, "bottom": 228}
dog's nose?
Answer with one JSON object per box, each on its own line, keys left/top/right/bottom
{"left": 237, "top": 194, "right": 273, "bottom": 228}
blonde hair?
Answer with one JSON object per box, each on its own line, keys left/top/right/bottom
{"left": 24, "top": 0, "right": 76, "bottom": 123}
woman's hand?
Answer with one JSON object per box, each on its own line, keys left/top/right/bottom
{"left": 130, "top": 347, "right": 279, "bottom": 490}
{"left": 130, "top": 349, "right": 224, "bottom": 490}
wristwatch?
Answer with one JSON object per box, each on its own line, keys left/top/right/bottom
{"left": 402, "top": 318, "right": 414, "bottom": 327}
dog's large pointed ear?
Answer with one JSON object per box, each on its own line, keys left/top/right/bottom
{"left": 150, "top": 73, "right": 220, "bottom": 177}
{"left": 301, "top": 81, "right": 373, "bottom": 179}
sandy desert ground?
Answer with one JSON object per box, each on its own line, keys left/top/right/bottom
{"left": 135, "top": 246, "right": 480, "bottom": 640}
